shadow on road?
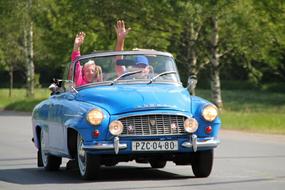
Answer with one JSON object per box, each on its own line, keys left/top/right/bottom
{"left": 1, "top": 166, "right": 285, "bottom": 189}
{"left": 0, "top": 166, "right": 192, "bottom": 185}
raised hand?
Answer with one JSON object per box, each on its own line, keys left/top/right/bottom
{"left": 73, "top": 32, "right": 86, "bottom": 51}
{"left": 115, "top": 20, "right": 131, "bottom": 41}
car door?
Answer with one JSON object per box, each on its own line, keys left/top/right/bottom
{"left": 48, "top": 94, "right": 65, "bottom": 152}
{"left": 59, "top": 91, "right": 77, "bottom": 155}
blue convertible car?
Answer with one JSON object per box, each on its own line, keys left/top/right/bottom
{"left": 32, "top": 50, "right": 221, "bottom": 179}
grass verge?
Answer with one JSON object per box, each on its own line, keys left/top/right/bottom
{"left": 0, "top": 89, "right": 49, "bottom": 112}
{"left": 0, "top": 88, "right": 284, "bottom": 135}
{"left": 196, "top": 89, "right": 285, "bottom": 135}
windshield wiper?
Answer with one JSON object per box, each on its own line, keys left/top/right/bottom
{"left": 111, "top": 70, "right": 143, "bottom": 85}
{"left": 148, "top": 71, "right": 177, "bottom": 84}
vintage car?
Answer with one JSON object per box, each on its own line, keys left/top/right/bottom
{"left": 32, "top": 49, "right": 221, "bottom": 179}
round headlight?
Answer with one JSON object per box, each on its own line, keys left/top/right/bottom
{"left": 184, "top": 118, "right": 198, "bottom": 133}
{"left": 202, "top": 105, "right": 218, "bottom": 122}
{"left": 109, "top": 120, "right": 124, "bottom": 136}
{"left": 86, "top": 109, "right": 104, "bottom": 126}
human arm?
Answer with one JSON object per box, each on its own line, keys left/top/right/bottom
{"left": 115, "top": 20, "right": 131, "bottom": 76}
{"left": 115, "top": 20, "right": 131, "bottom": 51}
{"left": 69, "top": 32, "right": 86, "bottom": 85}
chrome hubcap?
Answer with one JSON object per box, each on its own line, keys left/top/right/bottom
{"left": 40, "top": 130, "right": 48, "bottom": 167}
{"left": 77, "top": 134, "right": 86, "bottom": 175}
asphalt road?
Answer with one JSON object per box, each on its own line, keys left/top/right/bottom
{"left": 0, "top": 111, "right": 285, "bottom": 190}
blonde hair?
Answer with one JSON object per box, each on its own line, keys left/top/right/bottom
{"left": 84, "top": 60, "right": 95, "bottom": 67}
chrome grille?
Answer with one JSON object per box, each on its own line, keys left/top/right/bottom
{"left": 119, "top": 114, "right": 187, "bottom": 136}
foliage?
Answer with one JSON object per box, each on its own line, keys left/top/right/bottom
{"left": 0, "top": 0, "right": 284, "bottom": 90}
{"left": 0, "top": 88, "right": 49, "bottom": 109}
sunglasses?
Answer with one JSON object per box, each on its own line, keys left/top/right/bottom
{"left": 136, "top": 63, "right": 147, "bottom": 68}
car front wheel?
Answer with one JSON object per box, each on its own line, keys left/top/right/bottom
{"left": 191, "top": 150, "right": 213, "bottom": 177}
{"left": 39, "top": 129, "right": 62, "bottom": 171}
{"left": 77, "top": 133, "right": 100, "bottom": 180}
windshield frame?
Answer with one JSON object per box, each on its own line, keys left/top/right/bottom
{"left": 68, "top": 50, "right": 182, "bottom": 88}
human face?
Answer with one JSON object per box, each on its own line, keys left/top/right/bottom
{"left": 83, "top": 64, "right": 96, "bottom": 82}
{"left": 136, "top": 63, "right": 147, "bottom": 68}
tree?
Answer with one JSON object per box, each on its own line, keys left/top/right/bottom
{"left": 24, "top": 0, "right": 35, "bottom": 97}
{"left": 0, "top": 1, "right": 26, "bottom": 96}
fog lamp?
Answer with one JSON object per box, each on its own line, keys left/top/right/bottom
{"left": 109, "top": 120, "right": 124, "bottom": 136}
{"left": 184, "top": 118, "right": 198, "bottom": 133}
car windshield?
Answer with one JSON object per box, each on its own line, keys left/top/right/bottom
{"left": 67, "top": 52, "right": 181, "bottom": 87}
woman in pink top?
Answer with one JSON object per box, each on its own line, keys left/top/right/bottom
{"left": 70, "top": 20, "right": 130, "bottom": 87}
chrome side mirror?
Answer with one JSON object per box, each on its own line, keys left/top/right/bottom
{"left": 49, "top": 78, "right": 63, "bottom": 95}
{"left": 187, "top": 75, "right": 197, "bottom": 95}
{"left": 64, "top": 80, "right": 78, "bottom": 93}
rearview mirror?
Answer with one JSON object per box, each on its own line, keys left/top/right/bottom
{"left": 187, "top": 75, "right": 197, "bottom": 95}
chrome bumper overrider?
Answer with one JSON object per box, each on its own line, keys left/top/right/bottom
{"left": 181, "top": 134, "right": 220, "bottom": 152}
{"left": 82, "top": 137, "right": 127, "bottom": 154}
{"left": 82, "top": 135, "right": 220, "bottom": 154}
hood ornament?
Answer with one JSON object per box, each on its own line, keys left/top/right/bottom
{"left": 149, "top": 119, "right": 156, "bottom": 126}
{"left": 127, "top": 125, "right": 135, "bottom": 134}
{"left": 171, "top": 123, "right": 177, "bottom": 130}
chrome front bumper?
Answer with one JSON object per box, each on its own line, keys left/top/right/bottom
{"left": 82, "top": 137, "right": 127, "bottom": 154}
{"left": 181, "top": 134, "right": 220, "bottom": 152}
{"left": 82, "top": 135, "right": 220, "bottom": 154}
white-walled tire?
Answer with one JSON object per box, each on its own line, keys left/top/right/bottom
{"left": 39, "top": 129, "right": 61, "bottom": 171}
{"left": 191, "top": 150, "right": 213, "bottom": 177}
{"left": 77, "top": 133, "right": 100, "bottom": 180}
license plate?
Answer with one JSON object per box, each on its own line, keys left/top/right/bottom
{"left": 132, "top": 140, "right": 178, "bottom": 151}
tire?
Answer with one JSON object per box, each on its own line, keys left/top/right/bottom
{"left": 149, "top": 160, "right": 167, "bottom": 169}
{"left": 191, "top": 150, "right": 213, "bottom": 178}
{"left": 40, "top": 129, "right": 62, "bottom": 171}
{"left": 37, "top": 150, "right": 43, "bottom": 167}
{"left": 77, "top": 134, "right": 100, "bottom": 180}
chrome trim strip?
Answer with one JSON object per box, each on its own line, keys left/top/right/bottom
{"left": 120, "top": 134, "right": 187, "bottom": 137}
{"left": 117, "top": 112, "right": 191, "bottom": 119}
{"left": 75, "top": 50, "right": 173, "bottom": 61}
{"left": 63, "top": 114, "right": 83, "bottom": 117}
{"left": 82, "top": 143, "right": 127, "bottom": 150}
{"left": 76, "top": 81, "right": 182, "bottom": 90}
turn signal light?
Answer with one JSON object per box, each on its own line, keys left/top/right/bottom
{"left": 92, "top": 130, "right": 100, "bottom": 137}
{"left": 205, "top": 126, "right": 212, "bottom": 134}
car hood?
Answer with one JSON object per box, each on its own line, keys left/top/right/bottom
{"left": 76, "top": 84, "right": 191, "bottom": 115}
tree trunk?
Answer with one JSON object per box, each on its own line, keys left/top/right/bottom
{"left": 25, "top": 0, "right": 34, "bottom": 97}
{"left": 187, "top": 22, "right": 199, "bottom": 96}
{"left": 210, "top": 65, "right": 222, "bottom": 108}
{"left": 9, "top": 64, "right": 13, "bottom": 97}
{"left": 210, "top": 15, "right": 223, "bottom": 109}
{"left": 29, "top": 21, "right": 34, "bottom": 96}
{"left": 188, "top": 50, "right": 198, "bottom": 96}
{"left": 24, "top": 28, "right": 29, "bottom": 96}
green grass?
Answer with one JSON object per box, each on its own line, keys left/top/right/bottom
{"left": 0, "top": 88, "right": 284, "bottom": 134}
{"left": 196, "top": 89, "right": 285, "bottom": 134}
{"left": 0, "top": 89, "right": 49, "bottom": 112}
{"left": 221, "top": 111, "right": 285, "bottom": 134}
